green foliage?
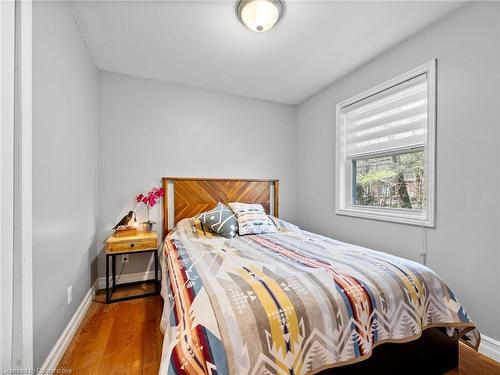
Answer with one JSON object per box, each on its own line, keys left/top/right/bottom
{"left": 357, "top": 168, "right": 398, "bottom": 185}
{"left": 355, "top": 150, "right": 426, "bottom": 209}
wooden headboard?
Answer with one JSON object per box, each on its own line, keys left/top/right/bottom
{"left": 162, "top": 177, "right": 279, "bottom": 236}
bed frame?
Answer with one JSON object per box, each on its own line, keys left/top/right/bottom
{"left": 318, "top": 327, "right": 458, "bottom": 374}
{"left": 160, "top": 176, "right": 458, "bottom": 374}
{"left": 161, "top": 177, "right": 279, "bottom": 236}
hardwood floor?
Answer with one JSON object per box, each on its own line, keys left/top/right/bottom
{"left": 445, "top": 345, "right": 500, "bottom": 375}
{"left": 57, "top": 290, "right": 500, "bottom": 374}
{"left": 57, "top": 288, "right": 163, "bottom": 375}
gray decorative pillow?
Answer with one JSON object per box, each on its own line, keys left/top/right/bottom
{"left": 198, "top": 203, "right": 238, "bottom": 238}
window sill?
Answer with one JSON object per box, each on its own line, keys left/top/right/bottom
{"left": 336, "top": 206, "right": 434, "bottom": 227}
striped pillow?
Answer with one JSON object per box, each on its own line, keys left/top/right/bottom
{"left": 228, "top": 202, "right": 277, "bottom": 235}
{"left": 198, "top": 203, "right": 238, "bottom": 238}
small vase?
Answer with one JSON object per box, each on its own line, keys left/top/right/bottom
{"left": 142, "top": 222, "right": 153, "bottom": 233}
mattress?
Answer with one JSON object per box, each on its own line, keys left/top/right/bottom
{"left": 159, "top": 218, "right": 478, "bottom": 374}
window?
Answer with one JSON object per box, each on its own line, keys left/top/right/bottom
{"left": 335, "top": 60, "right": 436, "bottom": 226}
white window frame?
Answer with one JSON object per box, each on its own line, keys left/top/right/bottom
{"left": 335, "top": 60, "right": 436, "bottom": 227}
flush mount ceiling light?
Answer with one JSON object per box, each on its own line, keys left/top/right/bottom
{"left": 236, "top": 0, "right": 284, "bottom": 33}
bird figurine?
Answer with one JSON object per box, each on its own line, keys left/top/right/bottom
{"left": 113, "top": 211, "right": 136, "bottom": 230}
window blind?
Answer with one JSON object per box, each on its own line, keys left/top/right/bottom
{"left": 343, "top": 74, "right": 428, "bottom": 158}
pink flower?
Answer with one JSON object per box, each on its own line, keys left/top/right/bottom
{"left": 136, "top": 186, "right": 164, "bottom": 209}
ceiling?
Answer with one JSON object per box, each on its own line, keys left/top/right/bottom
{"left": 70, "top": 1, "right": 465, "bottom": 104}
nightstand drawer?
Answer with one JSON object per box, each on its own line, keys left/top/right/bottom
{"left": 107, "top": 239, "right": 157, "bottom": 253}
{"left": 106, "top": 231, "right": 158, "bottom": 254}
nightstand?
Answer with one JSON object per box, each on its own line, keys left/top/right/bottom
{"left": 105, "top": 231, "right": 159, "bottom": 303}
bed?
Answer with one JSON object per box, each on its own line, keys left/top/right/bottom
{"left": 158, "top": 177, "right": 479, "bottom": 375}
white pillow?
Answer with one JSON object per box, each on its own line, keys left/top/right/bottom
{"left": 228, "top": 202, "right": 277, "bottom": 235}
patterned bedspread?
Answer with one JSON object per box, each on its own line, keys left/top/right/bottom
{"left": 160, "top": 218, "right": 478, "bottom": 375}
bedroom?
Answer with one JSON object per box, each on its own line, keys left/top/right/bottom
{"left": 1, "top": 0, "right": 499, "bottom": 374}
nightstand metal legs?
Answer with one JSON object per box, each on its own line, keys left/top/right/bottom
{"left": 111, "top": 255, "right": 116, "bottom": 290}
{"left": 105, "top": 249, "right": 160, "bottom": 304}
{"left": 154, "top": 249, "right": 159, "bottom": 294}
{"left": 105, "top": 253, "right": 110, "bottom": 303}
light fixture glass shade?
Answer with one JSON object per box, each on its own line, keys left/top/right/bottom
{"left": 237, "top": 0, "right": 283, "bottom": 32}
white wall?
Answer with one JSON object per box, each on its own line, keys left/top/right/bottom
{"left": 97, "top": 72, "right": 296, "bottom": 276}
{"left": 33, "top": 2, "right": 99, "bottom": 368}
{"left": 295, "top": 2, "right": 500, "bottom": 341}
